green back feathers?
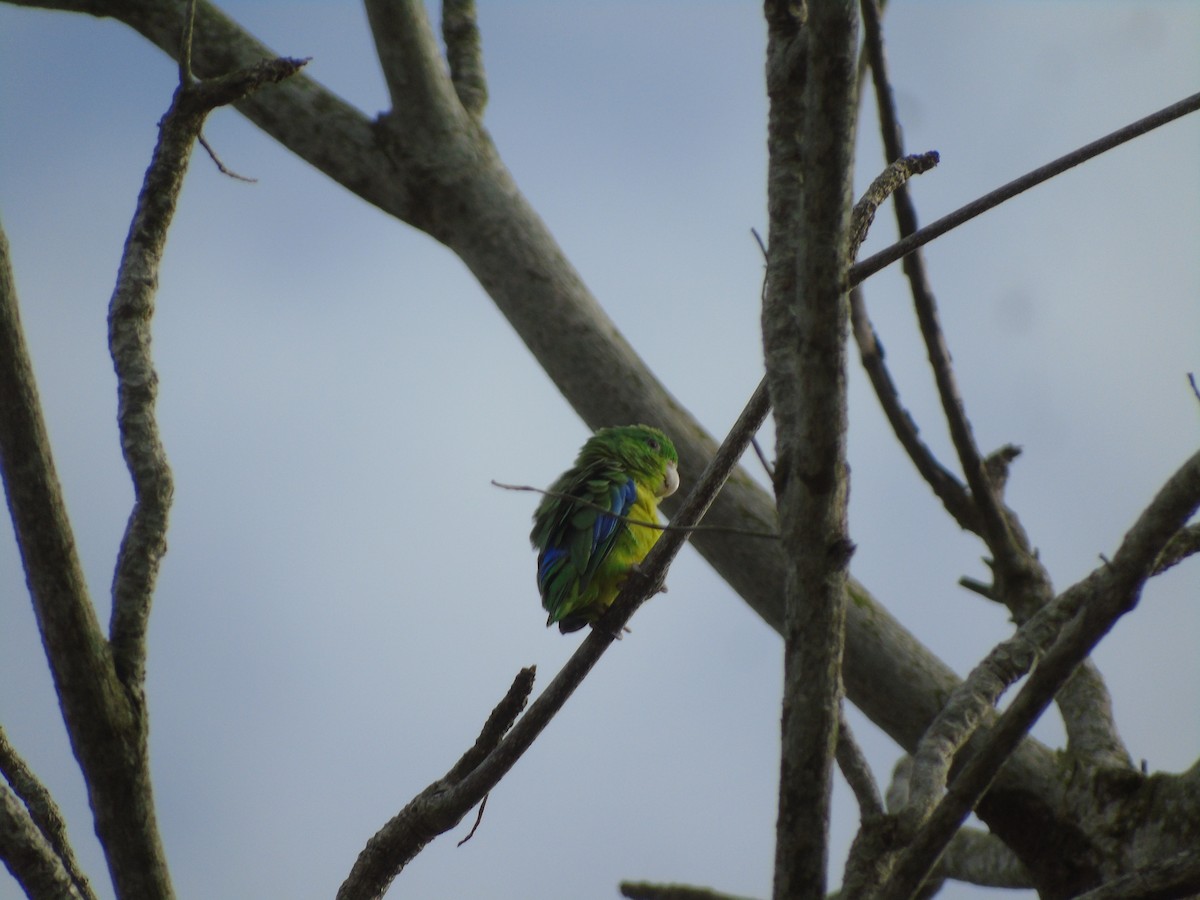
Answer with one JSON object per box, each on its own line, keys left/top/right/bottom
{"left": 530, "top": 425, "right": 679, "bottom": 631}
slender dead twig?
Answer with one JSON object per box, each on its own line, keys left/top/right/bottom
{"left": 836, "top": 708, "right": 883, "bottom": 819}
{"left": 850, "top": 88, "right": 1200, "bottom": 287}
{"left": 849, "top": 285, "right": 977, "bottom": 531}
{"left": 860, "top": 0, "right": 1018, "bottom": 565}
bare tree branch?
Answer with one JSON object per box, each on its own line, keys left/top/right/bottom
{"left": 1152, "top": 521, "right": 1200, "bottom": 576}
{"left": 337, "top": 380, "right": 772, "bottom": 900}
{"left": 883, "top": 448, "right": 1200, "bottom": 900}
{"left": 836, "top": 708, "right": 884, "bottom": 820}
{"left": 441, "top": 0, "right": 488, "bottom": 116}
{"left": 0, "top": 205, "right": 175, "bottom": 899}
{"left": 936, "top": 828, "right": 1032, "bottom": 890}
{"left": 849, "top": 286, "right": 977, "bottom": 531}
{"left": 108, "top": 38, "right": 307, "bottom": 687}
{"left": 1067, "top": 850, "right": 1200, "bottom": 900}
{"left": 850, "top": 88, "right": 1200, "bottom": 286}
{"left": 764, "top": 2, "right": 859, "bottom": 898}
{"left": 0, "top": 782, "right": 88, "bottom": 900}
{"left": 0, "top": 726, "right": 96, "bottom": 900}
{"left": 848, "top": 151, "right": 939, "bottom": 259}
{"left": 336, "top": 667, "right": 535, "bottom": 900}
{"left": 859, "top": 0, "right": 1131, "bottom": 772}
{"left": 621, "top": 882, "right": 760, "bottom": 900}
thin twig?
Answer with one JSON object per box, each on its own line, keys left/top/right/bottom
{"left": 848, "top": 150, "right": 939, "bottom": 259}
{"left": 860, "top": 0, "right": 1019, "bottom": 567}
{"left": 750, "top": 436, "right": 774, "bottom": 481}
{"left": 849, "top": 285, "right": 977, "bottom": 531}
{"left": 197, "top": 134, "right": 256, "bottom": 182}
{"left": 455, "top": 794, "right": 488, "bottom": 847}
{"left": 491, "top": 481, "right": 778, "bottom": 539}
{"left": 850, "top": 89, "right": 1200, "bottom": 287}
{"left": 836, "top": 707, "right": 883, "bottom": 819}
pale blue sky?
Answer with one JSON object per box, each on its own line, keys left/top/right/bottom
{"left": 1, "top": 3, "right": 1198, "bottom": 899}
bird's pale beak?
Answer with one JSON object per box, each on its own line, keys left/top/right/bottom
{"left": 659, "top": 462, "right": 680, "bottom": 498}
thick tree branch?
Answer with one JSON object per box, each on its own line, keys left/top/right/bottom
{"left": 364, "top": 0, "right": 469, "bottom": 141}
{"left": 338, "top": 380, "right": 772, "bottom": 900}
{"left": 0, "top": 212, "right": 176, "bottom": 899}
{"left": 1067, "top": 850, "right": 1200, "bottom": 900}
{"left": 765, "top": 2, "right": 859, "bottom": 899}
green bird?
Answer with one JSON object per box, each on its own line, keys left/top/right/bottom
{"left": 531, "top": 425, "right": 680, "bottom": 633}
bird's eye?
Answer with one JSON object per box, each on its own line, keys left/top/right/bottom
{"left": 646, "top": 438, "right": 660, "bottom": 451}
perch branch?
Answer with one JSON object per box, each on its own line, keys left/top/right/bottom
{"left": 336, "top": 380, "right": 771, "bottom": 900}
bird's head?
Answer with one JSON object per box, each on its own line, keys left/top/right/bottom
{"left": 586, "top": 424, "right": 679, "bottom": 498}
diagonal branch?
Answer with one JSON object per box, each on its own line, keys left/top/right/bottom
{"left": 850, "top": 87, "right": 1200, "bottom": 287}
{"left": 0, "top": 781, "right": 88, "bottom": 900}
{"left": 883, "top": 448, "right": 1200, "bottom": 900}
{"left": 849, "top": 286, "right": 977, "bottom": 531}
{"left": 0, "top": 726, "right": 96, "bottom": 900}
{"left": 337, "top": 379, "right": 772, "bottom": 900}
